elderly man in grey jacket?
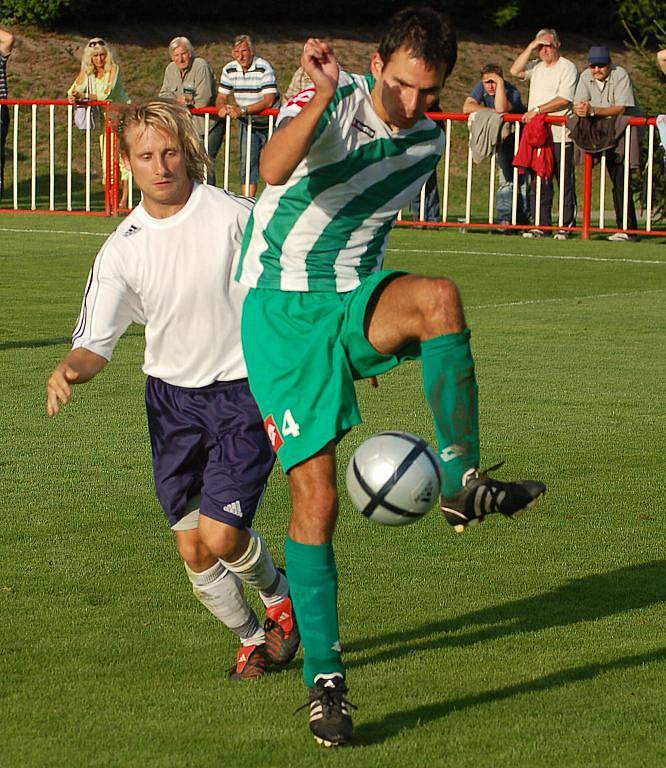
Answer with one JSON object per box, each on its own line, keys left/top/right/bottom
{"left": 159, "top": 36, "right": 224, "bottom": 185}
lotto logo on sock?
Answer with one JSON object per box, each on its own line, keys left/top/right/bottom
{"left": 264, "top": 415, "right": 284, "bottom": 452}
{"left": 440, "top": 444, "right": 464, "bottom": 462}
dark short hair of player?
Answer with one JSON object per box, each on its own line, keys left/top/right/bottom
{"left": 118, "top": 98, "right": 212, "bottom": 184}
{"left": 481, "top": 63, "right": 504, "bottom": 78}
{"left": 377, "top": 5, "right": 457, "bottom": 79}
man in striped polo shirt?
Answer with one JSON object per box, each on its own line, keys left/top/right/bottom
{"left": 216, "top": 35, "right": 279, "bottom": 197}
{"left": 238, "top": 6, "right": 546, "bottom": 747}
{"left": 0, "top": 26, "right": 15, "bottom": 200}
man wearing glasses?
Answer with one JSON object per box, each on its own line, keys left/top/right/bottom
{"left": 510, "top": 29, "right": 578, "bottom": 239}
{"left": 573, "top": 46, "right": 641, "bottom": 241}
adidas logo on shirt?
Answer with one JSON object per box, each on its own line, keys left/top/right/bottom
{"left": 122, "top": 224, "right": 142, "bottom": 237}
{"left": 223, "top": 500, "right": 242, "bottom": 517}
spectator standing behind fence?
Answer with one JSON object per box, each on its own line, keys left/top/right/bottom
{"left": 159, "top": 37, "right": 224, "bottom": 186}
{"left": 216, "top": 35, "right": 280, "bottom": 197}
{"left": 573, "top": 46, "right": 641, "bottom": 241}
{"left": 0, "top": 26, "right": 15, "bottom": 201}
{"left": 463, "top": 64, "right": 527, "bottom": 228}
{"left": 510, "top": 29, "right": 578, "bottom": 240}
{"left": 67, "top": 38, "right": 131, "bottom": 208}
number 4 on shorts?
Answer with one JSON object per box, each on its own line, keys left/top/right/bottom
{"left": 282, "top": 409, "right": 301, "bottom": 438}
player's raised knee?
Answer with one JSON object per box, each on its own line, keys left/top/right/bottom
{"left": 421, "top": 277, "right": 465, "bottom": 335}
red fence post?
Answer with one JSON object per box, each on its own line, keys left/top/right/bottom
{"left": 581, "top": 151, "right": 594, "bottom": 241}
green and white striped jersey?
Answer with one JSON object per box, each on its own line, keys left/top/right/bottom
{"left": 236, "top": 71, "right": 444, "bottom": 292}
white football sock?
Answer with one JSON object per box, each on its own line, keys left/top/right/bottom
{"left": 221, "top": 528, "right": 289, "bottom": 608}
{"left": 185, "top": 560, "right": 265, "bottom": 646}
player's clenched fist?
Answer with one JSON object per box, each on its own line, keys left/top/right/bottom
{"left": 301, "top": 38, "right": 339, "bottom": 97}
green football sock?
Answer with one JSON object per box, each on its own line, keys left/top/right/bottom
{"left": 421, "top": 328, "right": 480, "bottom": 497}
{"left": 285, "top": 536, "right": 344, "bottom": 688}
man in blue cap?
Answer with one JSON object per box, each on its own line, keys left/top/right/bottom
{"left": 573, "top": 46, "right": 641, "bottom": 240}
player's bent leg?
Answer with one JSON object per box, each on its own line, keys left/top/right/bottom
{"left": 199, "top": 516, "right": 300, "bottom": 669}
{"left": 366, "top": 273, "right": 546, "bottom": 530}
{"left": 287, "top": 444, "right": 352, "bottom": 746}
{"left": 174, "top": 525, "right": 267, "bottom": 680}
{"left": 367, "top": 274, "right": 480, "bottom": 498}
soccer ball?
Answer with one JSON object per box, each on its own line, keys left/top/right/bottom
{"left": 346, "top": 431, "right": 441, "bottom": 526}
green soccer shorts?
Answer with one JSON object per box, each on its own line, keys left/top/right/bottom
{"left": 241, "top": 269, "right": 420, "bottom": 472}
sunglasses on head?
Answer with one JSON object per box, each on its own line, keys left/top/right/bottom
{"left": 88, "top": 39, "right": 106, "bottom": 47}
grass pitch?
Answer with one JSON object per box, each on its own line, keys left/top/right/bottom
{"left": 1, "top": 214, "right": 665, "bottom": 768}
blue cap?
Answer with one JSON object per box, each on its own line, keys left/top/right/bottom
{"left": 588, "top": 46, "right": 610, "bottom": 65}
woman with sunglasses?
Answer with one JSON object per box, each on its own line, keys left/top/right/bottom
{"left": 67, "top": 38, "right": 131, "bottom": 208}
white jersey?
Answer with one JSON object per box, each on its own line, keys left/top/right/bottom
{"left": 72, "top": 183, "right": 252, "bottom": 388}
{"left": 237, "top": 71, "right": 444, "bottom": 293}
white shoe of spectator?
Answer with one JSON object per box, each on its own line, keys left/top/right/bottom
{"left": 608, "top": 232, "right": 630, "bottom": 241}
{"left": 522, "top": 229, "right": 545, "bottom": 239}
{"left": 552, "top": 230, "right": 569, "bottom": 241}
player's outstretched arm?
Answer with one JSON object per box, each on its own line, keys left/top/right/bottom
{"left": 260, "top": 38, "right": 339, "bottom": 186}
{"left": 46, "top": 347, "right": 108, "bottom": 416}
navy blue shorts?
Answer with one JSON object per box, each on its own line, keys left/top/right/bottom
{"left": 145, "top": 377, "right": 275, "bottom": 528}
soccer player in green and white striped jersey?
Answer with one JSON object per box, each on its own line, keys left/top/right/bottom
{"left": 239, "top": 6, "right": 547, "bottom": 747}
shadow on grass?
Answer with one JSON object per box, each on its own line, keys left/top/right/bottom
{"left": 344, "top": 561, "right": 666, "bottom": 668}
{"left": 354, "top": 646, "right": 666, "bottom": 746}
{"left": 0, "top": 330, "right": 144, "bottom": 351}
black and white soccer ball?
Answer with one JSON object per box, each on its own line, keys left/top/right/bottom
{"left": 346, "top": 431, "right": 441, "bottom": 526}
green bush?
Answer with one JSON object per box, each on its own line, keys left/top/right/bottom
{"left": 0, "top": 0, "right": 71, "bottom": 26}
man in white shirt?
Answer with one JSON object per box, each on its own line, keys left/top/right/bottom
{"left": 46, "top": 99, "right": 299, "bottom": 681}
{"left": 510, "top": 28, "right": 578, "bottom": 238}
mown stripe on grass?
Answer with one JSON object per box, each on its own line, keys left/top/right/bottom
{"left": 468, "top": 288, "right": 664, "bottom": 310}
{"left": 387, "top": 247, "right": 666, "bottom": 266}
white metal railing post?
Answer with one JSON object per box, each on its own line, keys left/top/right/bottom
{"left": 85, "top": 109, "right": 91, "bottom": 212}
{"left": 67, "top": 104, "right": 72, "bottom": 211}
{"left": 268, "top": 113, "right": 274, "bottom": 139}
{"left": 244, "top": 116, "right": 253, "bottom": 196}
{"left": 535, "top": 176, "right": 542, "bottom": 227}
{"left": 442, "top": 118, "right": 451, "bottom": 223}
{"left": 465, "top": 144, "right": 473, "bottom": 224}
{"left": 511, "top": 122, "right": 520, "bottom": 226}
{"left": 622, "top": 126, "right": 630, "bottom": 231}
{"left": 223, "top": 115, "right": 231, "bottom": 191}
{"left": 599, "top": 153, "right": 606, "bottom": 229}
{"left": 646, "top": 124, "right": 654, "bottom": 232}
{"left": 203, "top": 112, "right": 210, "bottom": 184}
{"left": 49, "top": 104, "right": 55, "bottom": 210}
{"left": 12, "top": 103, "right": 18, "bottom": 210}
{"left": 488, "top": 151, "right": 496, "bottom": 224}
{"left": 31, "top": 104, "right": 37, "bottom": 210}
{"left": 419, "top": 183, "right": 426, "bottom": 222}
{"left": 128, "top": 170, "right": 134, "bottom": 209}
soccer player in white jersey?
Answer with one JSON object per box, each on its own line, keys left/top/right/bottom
{"left": 237, "top": 7, "right": 546, "bottom": 746}
{"left": 46, "top": 99, "right": 299, "bottom": 680}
